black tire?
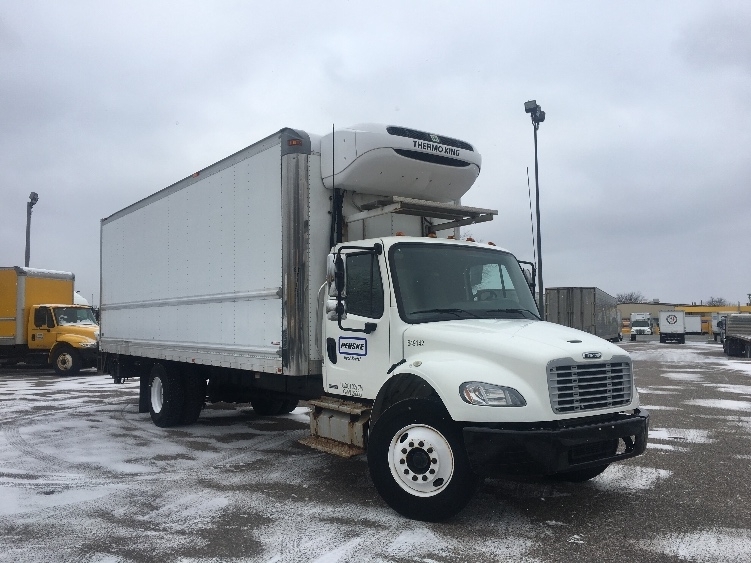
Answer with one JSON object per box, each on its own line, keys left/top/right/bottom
{"left": 367, "top": 399, "right": 480, "bottom": 522}
{"left": 149, "top": 363, "right": 185, "bottom": 428}
{"left": 659, "top": 334, "right": 665, "bottom": 344}
{"left": 250, "top": 396, "right": 286, "bottom": 416}
{"left": 630, "top": 334, "right": 636, "bottom": 342}
{"left": 181, "top": 374, "right": 207, "bottom": 425}
{"left": 680, "top": 335, "right": 685, "bottom": 344}
{"left": 52, "top": 346, "right": 82, "bottom": 375}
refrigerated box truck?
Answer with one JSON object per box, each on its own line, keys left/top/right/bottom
{"left": 629, "top": 312, "right": 653, "bottom": 339}
{"left": 100, "top": 123, "right": 648, "bottom": 521}
{"left": 0, "top": 267, "right": 99, "bottom": 373}
{"left": 723, "top": 314, "right": 751, "bottom": 358}
{"left": 545, "top": 287, "right": 621, "bottom": 342}
{"left": 659, "top": 310, "right": 686, "bottom": 343}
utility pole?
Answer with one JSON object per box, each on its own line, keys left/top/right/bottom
{"left": 524, "top": 100, "right": 546, "bottom": 311}
{"left": 25, "top": 192, "right": 39, "bottom": 267}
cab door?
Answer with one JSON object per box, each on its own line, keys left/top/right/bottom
{"left": 323, "top": 246, "right": 391, "bottom": 400}
{"left": 28, "top": 306, "right": 55, "bottom": 350}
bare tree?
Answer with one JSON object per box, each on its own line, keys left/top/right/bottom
{"left": 706, "top": 296, "right": 729, "bottom": 307}
{"left": 617, "top": 291, "right": 646, "bottom": 304}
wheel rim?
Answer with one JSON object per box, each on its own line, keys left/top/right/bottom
{"left": 388, "top": 424, "right": 454, "bottom": 497}
{"left": 56, "top": 352, "right": 73, "bottom": 371}
{"left": 151, "top": 376, "right": 164, "bottom": 413}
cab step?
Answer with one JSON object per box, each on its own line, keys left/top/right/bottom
{"left": 298, "top": 396, "right": 371, "bottom": 458}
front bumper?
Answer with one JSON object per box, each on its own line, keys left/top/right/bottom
{"left": 77, "top": 345, "right": 99, "bottom": 367}
{"left": 462, "top": 409, "right": 649, "bottom": 477}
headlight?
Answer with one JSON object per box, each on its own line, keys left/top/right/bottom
{"left": 78, "top": 341, "right": 97, "bottom": 348}
{"left": 459, "top": 382, "right": 526, "bottom": 407}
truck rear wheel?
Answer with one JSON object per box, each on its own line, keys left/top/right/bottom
{"left": 367, "top": 398, "right": 479, "bottom": 522}
{"left": 149, "top": 363, "right": 185, "bottom": 427}
{"left": 52, "top": 346, "right": 81, "bottom": 376}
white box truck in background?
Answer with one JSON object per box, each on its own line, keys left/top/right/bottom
{"left": 629, "top": 312, "right": 653, "bottom": 341}
{"left": 659, "top": 310, "right": 686, "bottom": 343}
{"left": 684, "top": 315, "right": 702, "bottom": 335}
{"left": 545, "top": 287, "right": 621, "bottom": 342}
{"left": 100, "top": 123, "right": 648, "bottom": 521}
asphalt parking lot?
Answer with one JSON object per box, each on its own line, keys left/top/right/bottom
{"left": 1, "top": 337, "right": 750, "bottom": 562}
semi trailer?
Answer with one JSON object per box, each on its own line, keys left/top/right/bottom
{"left": 99, "top": 123, "right": 648, "bottom": 521}
{"left": 723, "top": 314, "right": 751, "bottom": 358}
{"left": 545, "top": 287, "right": 621, "bottom": 342}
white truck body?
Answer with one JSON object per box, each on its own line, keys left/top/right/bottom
{"left": 100, "top": 123, "right": 648, "bottom": 521}
{"left": 684, "top": 315, "right": 702, "bottom": 335}
{"left": 629, "top": 311, "right": 652, "bottom": 340}
{"left": 545, "top": 287, "right": 621, "bottom": 342}
{"left": 659, "top": 310, "right": 686, "bottom": 343}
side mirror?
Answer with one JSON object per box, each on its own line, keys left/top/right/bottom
{"left": 334, "top": 254, "right": 345, "bottom": 295}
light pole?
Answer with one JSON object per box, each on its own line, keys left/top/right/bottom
{"left": 524, "top": 100, "right": 545, "bottom": 312}
{"left": 25, "top": 192, "right": 39, "bottom": 267}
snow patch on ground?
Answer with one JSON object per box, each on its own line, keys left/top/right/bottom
{"left": 639, "top": 405, "right": 680, "bottom": 411}
{"left": 647, "top": 443, "right": 688, "bottom": 452}
{"left": 639, "top": 528, "right": 751, "bottom": 562}
{"left": 684, "top": 399, "right": 751, "bottom": 412}
{"left": 590, "top": 465, "right": 672, "bottom": 492}
{"left": 649, "top": 428, "right": 714, "bottom": 443}
{"left": 660, "top": 372, "right": 704, "bottom": 382}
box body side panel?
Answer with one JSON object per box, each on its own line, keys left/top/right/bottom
{"left": 101, "top": 143, "right": 285, "bottom": 371}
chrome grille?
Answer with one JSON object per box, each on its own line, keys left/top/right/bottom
{"left": 548, "top": 358, "right": 633, "bottom": 413}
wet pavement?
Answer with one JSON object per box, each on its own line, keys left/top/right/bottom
{"left": 1, "top": 337, "right": 750, "bottom": 562}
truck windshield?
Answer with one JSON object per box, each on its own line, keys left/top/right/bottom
{"left": 54, "top": 307, "right": 98, "bottom": 326}
{"left": 632, "top": 320, "right": 650, "bottom": 327}
{"left": 389, "top": 242, "right": 540, "bottom": 323}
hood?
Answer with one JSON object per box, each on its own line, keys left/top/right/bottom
{"left": 57, "top": 324, "right": 99, "bottom": 341}
{"left": 403, "top": 319, "right": 627, "bottom": 365}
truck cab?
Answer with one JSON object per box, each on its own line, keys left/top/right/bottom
{"left": 28, "top": 305, "right": 99, "bottom": 374}
{"left": 322, "top": 236, "right": 648, "bottom": 519}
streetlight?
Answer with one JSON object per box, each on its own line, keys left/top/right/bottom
{"left": 25, "top": 192, "right": 39, "bottom": 267}
{"left": 524, "top": 100, "right": 545, "bottom": 312}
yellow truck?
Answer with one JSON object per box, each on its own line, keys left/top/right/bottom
{"left": 0, "top": 267, "right": 99, "bottom": 374}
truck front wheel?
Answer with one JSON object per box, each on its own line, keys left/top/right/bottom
{"left": 367, "top": 399, "right": 479, "bottom": 522}
{"left": 52, "top": 346, "right": 81, "bottom": 375}
{"left": 149, "top": 363, "right": 185, "bottom": 427}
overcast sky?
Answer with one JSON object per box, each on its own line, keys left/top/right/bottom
{"left": 1, "top": 1, "right": 749, "bottom": 307}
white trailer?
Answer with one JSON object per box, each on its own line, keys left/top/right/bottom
{"left": 659, "top": 310, "right": 686, "bottom": 343}
{"left": 545, "top": 287, "right": 621, "bottom": 342}
{"left": 684, "top": 315, "right": 702, "bottom": 335}
{"left": 100, "top": 123, "right": 648, "bottom": 521}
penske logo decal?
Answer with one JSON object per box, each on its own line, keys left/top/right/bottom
{"left": 412, "top": 140, "right": 461, "bottom": 157}
{"left": 339, "top": 337, "right": 367, "bottom": 357}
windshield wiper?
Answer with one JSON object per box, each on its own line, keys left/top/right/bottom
{"left": 410, "top": 308, "right": 482, "bottom": 319}
{"left": 485, "top": 308, "right": 541, "bottom": 320}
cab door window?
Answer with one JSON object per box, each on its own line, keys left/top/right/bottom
{"left": 346, "top": 253, "right": 384, "bottom": 319}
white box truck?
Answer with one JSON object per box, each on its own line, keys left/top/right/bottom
{"left": 545, "top": 287, "right": 621, "bottom": 342}
{"left": 684, "top": 315, "right": 702, "bottom": 335}
{"left": 723, "top": 314, "right": 751, "bottom": 357}
{"left": 100, "top": 123, "right": 648, "bottom": 521}
{"left": 629, "top": 312, "right": 653, "bottom": 341}
{"left": 659, "top": 310, "right": 686, "bottom": 343}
